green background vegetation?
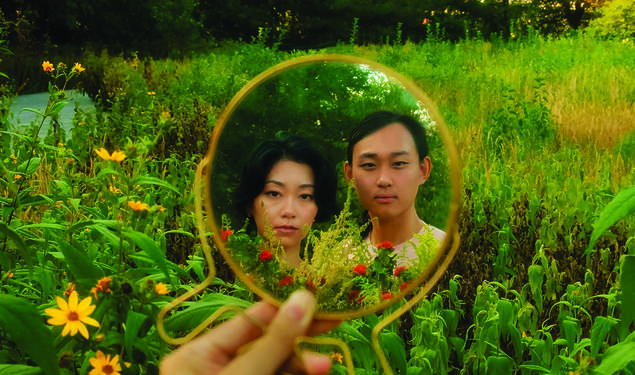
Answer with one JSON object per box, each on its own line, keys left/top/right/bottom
{"left": 0, "top": 1, "right": 634, "bottom": 374}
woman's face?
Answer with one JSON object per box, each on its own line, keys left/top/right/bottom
{"left": 252, "top": 159, "right": 318, "bottom": 254}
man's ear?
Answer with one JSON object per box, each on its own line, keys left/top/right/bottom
{"left": 419, "top": 156, "right": 432, "bottom": 184}
{"left": 344, "top": 161, "right": 352, "bottom": 182}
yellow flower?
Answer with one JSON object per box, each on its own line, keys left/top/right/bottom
{"left": 108, "top": 186, "right": 122, "bottom": 194}
{"left": 155, "top": 282, "right": 169, "bottom": 295}
{"left": 64, "top": 282, "right": 76, "bottom": 296}
{"left": 42, "top": 61, "right": 54, "bottom": 72}
{"left": 44, "top": 291, "right": 100, "bottom": 339}
{"left": 147, "top": 91, "right": 156, "bottom": 96}
{"left": 91, "top": 277, "right": 112, "bottom": 300}
{"left": 73, "top": 62, "right": 85, "bottom": 73}
{"left": 94, "top": 148, "right": 126, "bottom": 163}
{"left": 128, "top": 201, "right": 149, "bottom": 211}
{"left": 89, "top": 350, "right": 122, "bottom": 375}
{"left": 14, "top": 174, "right": 22, "bottom": 179}
{"left": 331, "top": 352, "right": 343, "bottom": 364}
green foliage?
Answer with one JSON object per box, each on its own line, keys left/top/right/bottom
{"left": 587, "top": 0, "right": 635, "bottom": 40}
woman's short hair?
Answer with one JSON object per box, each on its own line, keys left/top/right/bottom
{"left": 347, "top": 110, "right": 429, "bottom": 163}
{"left": 234, "top": 133, "right": 338, "bottom": 223}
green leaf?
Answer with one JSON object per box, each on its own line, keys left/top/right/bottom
{"left": 56, "top": 239, "right": 104, "bottom": 282}
{"left": 163, "top": 294, "right": 251, "bottom": 332}
{"left": 594, "top": 341, "right": 635, "bottom": 374}
{"left": 124, "top": 311, "right": 147, "bottom": 360}
{"left": 47, "top": 100, "right": 67, "bottom": 117}
{"left": 586, "top": 185, "right": 635, "bottom": 256}
{"left": 16, "top": 158, "right": 41, "bottom": 176}
{"left": 0, "top": 223, "right": 33, "bottom": 271}
{"left": 486, "top": 356, "right": 514, "bottom": 375}
{"left": 380, "top": 331, "right": 407, "bottom": 374}
{"left": 619, "top": 255, "right": 635, "bottom": 340}
{"left": 124, "top": 230, "right": 172, "bottom": 284}
{"left": 0, "top": 364, "right": 43, "bottom": 374}
{"left": 95, "top": 168, "right": 123, "bottom": 180}
{"left": 0, "top": 296, "right": 59, "bottom": 375}
{"left": 591, "top": 316, "right": 618, "bottom": 357}
{"left": 133, "top": 176, "right": 181, "bottom": 195}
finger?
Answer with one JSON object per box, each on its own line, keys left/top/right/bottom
{"left": 160, "top": 302, "right": 277, "bottom": 374}
{"left": 220, "top": 290, "right": 317, "bottom": 375}
{"left": 306, "top": 319, "right": 342, "bottom": 336}
{"left": 279, "top": 351, "right": 332, "bottom": 375}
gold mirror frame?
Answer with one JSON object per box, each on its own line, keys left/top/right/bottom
{"left": 203, "top": 54, "right": 461, "bottom": 320}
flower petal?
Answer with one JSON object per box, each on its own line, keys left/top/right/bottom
{"left": 56, "top": 296, "right": 69, "bottom": 311}
{"left": 81, "top": 316, "right": 100, "bottom": 328}
{"left": 77, "top": 296, "right": 94, "bottom": 313}
{"left": 78, "top": 323, "right": 89, "bottom": 339}
{"left": 61, "top": 322, "right": 72, "bottom": 336}
{"left": 67, "top": 291, "right": 78, "bottom": 310}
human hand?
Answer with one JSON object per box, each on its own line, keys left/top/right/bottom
{"left": 160, "top": 290, "right": 341, "bottom": 375}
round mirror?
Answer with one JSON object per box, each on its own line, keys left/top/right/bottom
{"left": 204, "top": 55, "right": 460, "bottom": 319}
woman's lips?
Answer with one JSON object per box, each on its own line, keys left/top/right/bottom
{"left": 274, "top": 225, "right": 298, "bottom": 234}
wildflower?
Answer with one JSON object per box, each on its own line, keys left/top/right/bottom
{"left": 422, "top": 18, "right": 430, "bottom": 25}
{"left": 42, "top": 61, "right": 54, "bottom": 72}
{"left": 382, "top": 291, "right": 393, "bottom": 300}
{"left": 73, "top": 63, "right": 85, "bottom": 73}
{"left": 278, "top": 275, "right": 293, "bottom": 286}
{"left": 259, "top": 249, "right": 273, "bottom": 262}
{"left": 331, "top": 352, "right": 343, "bottom": 364}
{"left": 14, "top": 174, "right": 22, "bottom": 179}
{"left": 127, "top": 201, "right": 149, "bottom": 211}
{"left": 306, "top": 280, "right": 316, "bottom": 292}
{"left": 522, "top": 331, "right": 527, "bottom": 338}
{"left": 95, "top": 334, "right": 105, "bottom": 343}
{"left": 44, "top": 291, "right": 100, "bottom": 339}
{"left": 91, "top": 277, "right": 112, "bottom": 300}
{"left": 58, "top": 142, "right": 64, "bottom": 147}
{"left": 157, "top": 205, "right": 166, "bottom": 212}
{"left": 220, "top": 228, "right": 233, "bottom": 242}
{"left": 64, "top": 283, "right": 76, "bottom": 296}
{"left": 394, "top": 266, "right": 407, "bottom": 277}
{"left": 348, "top": 289, "right": 360, "bottom": 303}
{"left": 147, "top": 91, "right": 156, "bottom": 96}
{"left": 94, "top": 148, "right": 126, "bottom": 162}
{"left": 5, "top": 270, "right": 13, "bottom": 278}
{"left": 377, "top": 241, "right": 393, "bottom": 251}
{"left": 10, "top": 154, "right": 17, "bottom": 163}
{"left": 399, "top": 282, "right": 409, "bottom": 291}
{"left": 352, "top": 264, "right": 367, "bottom": 276}
{"left": 155, "top": 282, "right": 169, "bottom": 295}
{"left": 89, "top": 350, "right": 122, "bottom": 375}
{"left": 108, "top": 186, "right": 122, "bottom": 194}
{"left": 56, "top": 200, "right": 63, "bottom": 208}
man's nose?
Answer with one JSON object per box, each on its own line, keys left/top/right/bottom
{"left": 376, "top": 166, "right": 392, "bottom": 187}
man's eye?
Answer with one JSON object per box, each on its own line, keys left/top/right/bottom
{"left": 394, "top": 161, "right": 408, "bottom": 167}
{"left": 360, "top": 163, "right": 375, "bottom": 169}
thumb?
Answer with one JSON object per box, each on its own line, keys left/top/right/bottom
{"left": 221, "top": 290, "right": 317, "bottom": 374}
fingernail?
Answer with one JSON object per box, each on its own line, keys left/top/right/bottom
{"left": 281, "top": 290, "right": 316, "bottom": 329}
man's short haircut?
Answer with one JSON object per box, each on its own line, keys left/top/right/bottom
{"left": 234, "top": 132, "right": 338, "bottom": 223}
{"left": 347, "top": 110, "right": 429, "bottom": 164}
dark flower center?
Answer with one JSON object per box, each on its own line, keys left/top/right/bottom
{"left": 67, "top": 311, "right": 79, "bottom": 321}
{"left": 102, "top": 364, "right": 114, "bottom": 374}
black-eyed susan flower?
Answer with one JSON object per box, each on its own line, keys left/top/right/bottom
{"left": 42, "top": 61, "right": 54, "bottom": 72}
{"left": 44, "top": 291, "right": 100, "bottom": 339}
{"left": 94, "top": 148, "right": 126, "bottom": 163}
{"left": 155, "top": 282, "right": 169, "bottom": 295}
{"left": 127, "top": 201, "right": 149, "bottom": 211}
{"left": 89, "top": 350, "right": 121, "bottom": 375}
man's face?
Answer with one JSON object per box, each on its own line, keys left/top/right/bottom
{"left": 345, "top": 123, "right": 431, "bottom": 223}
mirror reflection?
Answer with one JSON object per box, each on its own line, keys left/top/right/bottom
{"left": 209, "top": 61, "right": 451, "bottom": 313}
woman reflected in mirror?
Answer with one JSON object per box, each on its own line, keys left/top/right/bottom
{"left": 233, "top": 133, "right": 338, "bottom": 268}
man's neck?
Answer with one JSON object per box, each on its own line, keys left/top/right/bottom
{"left": 368, "top": 210, "right": 423, "bottom": 246}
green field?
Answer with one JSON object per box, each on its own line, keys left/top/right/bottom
{"left": 1, "top": 34, "right": 634, "bottom": 374}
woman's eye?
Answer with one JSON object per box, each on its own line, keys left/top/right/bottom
{"left": 265, "top": 191, "right": 281, "bottom": 197}
{"left": 300, "top": 194, "right": 314, "bottom": 201}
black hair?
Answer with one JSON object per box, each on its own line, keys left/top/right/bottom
{"left": 233, "top": 133, "right": 338, "bottom": 224}
{"left": 347, "top": 110, "right": 429, "bottom": 164}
